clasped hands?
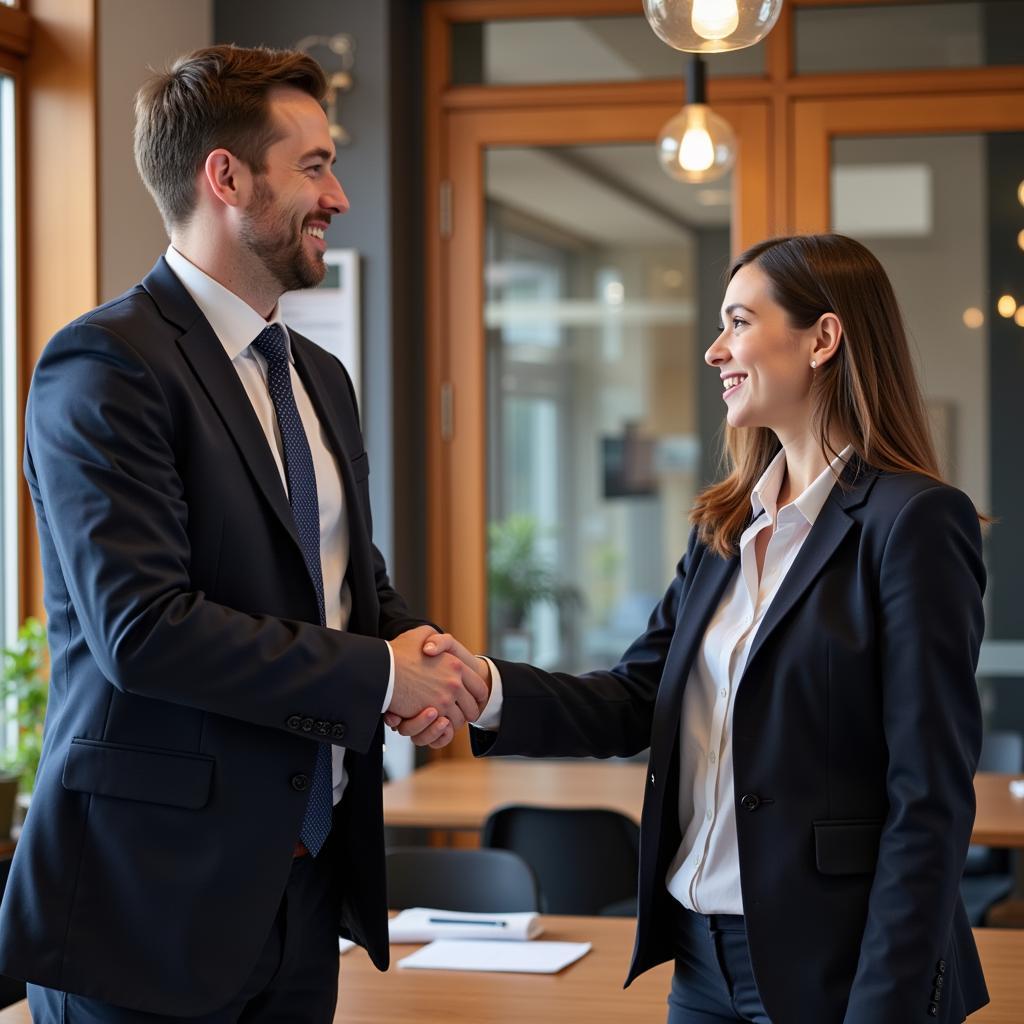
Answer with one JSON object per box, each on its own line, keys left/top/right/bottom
{"left": 385, "top": 626, "right": 490, "bottom": 749}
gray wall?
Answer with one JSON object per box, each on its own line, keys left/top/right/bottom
{"left": 98, "top": 0, "right": 213, "bottom": 300}
{"left": 214, "top": 0, "right": 425, "bottom": 603}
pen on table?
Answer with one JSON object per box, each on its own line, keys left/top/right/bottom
{"left": 427, "top": 917, "right": 508, "bottom": 927}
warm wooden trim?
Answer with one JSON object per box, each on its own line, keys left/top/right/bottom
{"left": 440, "top": 65, "right": 1024, "bottom": 114}
{"left": 792, "top": 91, "right": 1024, "bottom": 232}
{"left": 441, "top": 76, "right": 771, "bottom": 110}
{"left": 424, "top": 3, "right": 451, "bottom": 657}
{"left": 0, "top": 5, "right": 31, "bottom": 59}
{"left": 23, "top": 0, "right": 98, "bottom": 622}
{"left": 785, "top": 66, "right": 1024, "bottom": 97}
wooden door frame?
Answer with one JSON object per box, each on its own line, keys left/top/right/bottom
{"left": 430, "top": 103, "right": 769, "bottom": 677}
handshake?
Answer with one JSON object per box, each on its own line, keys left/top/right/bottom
{"left": 384, "top": 626, "right": 490, "bottom": 750}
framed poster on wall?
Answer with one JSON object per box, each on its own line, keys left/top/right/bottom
{"left": 279, "top": 248, "right": 362, "bottom": 409}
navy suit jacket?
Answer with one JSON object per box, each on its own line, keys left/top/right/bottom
{"left": 473, "top": 464, "right": 988, "bottom": 1024}
{"left": 0, "top": 258, "right": 423, "bottom": 1014}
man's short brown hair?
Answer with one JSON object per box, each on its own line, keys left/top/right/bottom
{"left": 134, "top": 44, "right": 327, "bottom": 230}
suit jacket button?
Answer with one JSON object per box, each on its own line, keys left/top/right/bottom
{"left": 291, "top": 774, "right": 309, "bottom": 791}
{"left": 931, "top": 987, "right": 942, "bottom": 1002}
{"left": 286, "top": 715, "right": 302, "bottom": 730}
{"left": 934, "top": 975, "right": 944, "bottom": 989}
{"left": 740, "top": 793, "right": 761, "bottom": 812}
{"left": 314, "top": 720, "right": 329, "bottom": 736}
{"left": 936, "top": 960, "right": 946, "bottom": 975}
{"left": 301, "top": 717, "right": 314, "bottom": 732}
{"left": 332, "top": 723, "right": 347, "bottom": 740}
{"left": 927, "top": 1004, "right": 938, "bottom": 1017}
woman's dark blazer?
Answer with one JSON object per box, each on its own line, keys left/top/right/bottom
{"left": 472, "top": 463, "right": 988, "bottom": 1024}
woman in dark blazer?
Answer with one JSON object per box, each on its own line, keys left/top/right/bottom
{"left": 391, "top": 234, "right": 989, "bottom": 1024}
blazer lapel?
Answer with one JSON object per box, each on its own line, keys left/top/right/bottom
{"left": 141, "top": 257, "right": 300, "bottom": 550}
{"left": 650, "top": 549, "right": 739, "bottom": 760}
{"left": 176, "top": 320, "right": 301, "bottom": 550}
{"left": 742, "top": 460, "right": 878, "bottom": 673}
{"left": 290, "top": 339, "right": 377, "bottom": 619}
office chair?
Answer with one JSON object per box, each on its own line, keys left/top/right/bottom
{"left": 0, "top": 854, "right": 25, "bottom": 1008}
{"left": 961, "top": 729, "right": 1024, "bottom": 926}
{"left": 482, "top": 805, "right": 639, "bottom": 916}
{"left": 386, "top": 846, "right": 540, "bottom": 912}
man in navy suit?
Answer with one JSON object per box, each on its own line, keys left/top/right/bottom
{"left": 0, "top": 45, "right": 483, "bottom": 1022}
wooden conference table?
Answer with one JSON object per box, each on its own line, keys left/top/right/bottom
{"left": 0, "top": 917, "right": 1022, "bottom": 1023}
{"left": 384, "top": 761, "right": 1024, "bottom": 847}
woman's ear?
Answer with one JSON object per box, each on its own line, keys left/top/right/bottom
{"left": 810, "top": 312, "right": 843, "bottom": 368}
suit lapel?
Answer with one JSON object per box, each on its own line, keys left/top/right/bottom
{"left": 141, "top": 257, "right": 300, "bottom": 550}
{"left": 651, "top": 549, "right": 739, "bottom": 760}
{"left": 742, "top": 459, "right": 877, "bottom": 673}
{"left": 290, "top": 339, "right": 376, "bottom": 621}
{"left": 176, "top": 319, "right": 301, "bottom": 550}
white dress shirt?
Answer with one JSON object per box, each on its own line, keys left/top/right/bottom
{"left": 475, "top": 444, "right": 852, "bottom": 916}
{"left": 165, "top": 245, "right": 394, "bottom": 806}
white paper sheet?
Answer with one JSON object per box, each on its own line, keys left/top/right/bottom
{"left": 389, "top": 907, "right": 544, "bottom": 943}
{"left": 397, "top": 939, "right": 591, "bottom": 974}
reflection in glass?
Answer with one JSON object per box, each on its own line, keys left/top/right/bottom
{"left": 796, "top": 2, "right": 1024, "bottom": 74}
{"left": 452, "top": 17, "right": 765, "bottom": 86}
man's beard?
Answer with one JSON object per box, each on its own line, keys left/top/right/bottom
{"left": 240, "top": 176, "right": 325, "bottom": 293}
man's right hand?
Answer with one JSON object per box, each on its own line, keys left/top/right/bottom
{"left": 387, "top": 626, "right": 490, "bottom": 734}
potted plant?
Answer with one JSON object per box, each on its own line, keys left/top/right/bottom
{"left": 1, "top": 618, "right": 48, "bottom": 837}
{"left": 487, "top": 515, "right": 579, "bottom": 660}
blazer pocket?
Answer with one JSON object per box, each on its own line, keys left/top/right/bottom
{"left": 813, "top": 818, "right": 883, "bottom": 875}
{"left": 350, "top": 451, "right": 370, "bottom": 482}
{"left": 62, "top": 737, "right": 214, "bottom": 810}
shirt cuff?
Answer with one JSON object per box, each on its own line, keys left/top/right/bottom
{"left": 381, "top": 641, "right": 396, "bottom": 713}
{"left": 471, "top": 657, "right": 503, "bottom": 731}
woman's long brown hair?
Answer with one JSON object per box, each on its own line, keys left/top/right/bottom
{"left": 691, "top": 233, "right": 952, "bottom": 558}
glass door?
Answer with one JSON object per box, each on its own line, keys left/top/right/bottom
{"left": 429, "top": 99, "right": 770, "bottom": 737}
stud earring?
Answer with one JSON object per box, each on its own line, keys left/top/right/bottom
{"left": 810, "top": 360, "right": 817, "bottom": 368}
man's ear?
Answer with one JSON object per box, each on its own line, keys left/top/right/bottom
{"left": 202, "top": 148, "right": 251, "bottom": 210}
{"left": 810, "top": 312, "right": 843, "bottom": 368}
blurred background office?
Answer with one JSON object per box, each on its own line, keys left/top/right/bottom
{"left": 0, "top": 0, "right": 1022, "bottom": 841}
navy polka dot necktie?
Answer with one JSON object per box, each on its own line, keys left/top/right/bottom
{"left": 252, "top": 323, "right": 333, "bottom": 857}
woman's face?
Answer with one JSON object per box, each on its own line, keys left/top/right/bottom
{"left": 704, "top": 263, "right": 818, "bottom": 437}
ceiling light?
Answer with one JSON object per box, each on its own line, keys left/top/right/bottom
{"left": 643, "top": 0, "right": 784, "bottom": 52}
{"left": 657, "top": 58, "right": 736, "bottom": 184}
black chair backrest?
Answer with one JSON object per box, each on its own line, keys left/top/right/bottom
{"left": 964, "top": 730, "right": 1024, "bottom": 877}
{"left": 0, "top": 855, "right": 25, "bottom": 1009}
{"left": 979, "top": 730, "right": 1024, "bottom": 774}
{"left": 482, "top": 805, "right": 639, "bottom": 915}
{"left": 386, "top": 847, "right": 540, "bottom": 913}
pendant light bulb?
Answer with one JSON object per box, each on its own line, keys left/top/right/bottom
{"left": 656, "top": 58, "right": 736, "bottom": 184}
{"left": 643, "top": 0, "right": 784, "bottom": 53}
{"left": 691, "top": 0, "right": 740, "bottom": 41}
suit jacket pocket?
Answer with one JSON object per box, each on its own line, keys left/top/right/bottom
{"left": 62, "top": 737, "right": 214, "bottom": 810}
{"left": 813, "top": 818, "right": 883, "bottom": 875}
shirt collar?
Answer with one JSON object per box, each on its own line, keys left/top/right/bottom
{"left": 750, "top": 444, "right": 853, "bottom": 527}
{"left": 164, "top": 245, "right": 293, "bottom": 364}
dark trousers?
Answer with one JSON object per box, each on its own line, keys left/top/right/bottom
{"left": 28, "top": 848, "right": 343, "bottom": 1024}
{"left": 666, "top": 903, "right": 771, "bottom": 1024}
